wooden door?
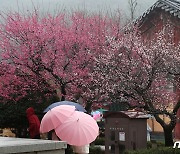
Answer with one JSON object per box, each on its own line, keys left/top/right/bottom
{"left": 105, "top": 118, "right": 129, "bottom": 154}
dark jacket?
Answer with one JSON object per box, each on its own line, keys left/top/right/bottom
{"left": 26, "top": 107, "right": 40, "bottom": 139}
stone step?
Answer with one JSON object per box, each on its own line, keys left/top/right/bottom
{"left": 0, "top": 137, "right": 67, "bottom": 154}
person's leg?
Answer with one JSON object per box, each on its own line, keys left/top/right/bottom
{"left": 65, "top": 144, "right": 73, "bottom": 154}
{"left": 47, "top": 131, "right": 52, "bottom": 140}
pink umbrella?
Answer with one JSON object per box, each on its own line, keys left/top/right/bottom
{"left": 55, "top": 111, "right": 99, "bottom": 146}
{"left": 40, "top": 105, "right": 75, "bottom": 133}
{"left": 91, "top": 111, "right": 102, "bottom": 121}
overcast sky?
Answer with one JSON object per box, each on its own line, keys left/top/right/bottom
{"left": 0, "top": 0, "right": 157, "bottom": 19}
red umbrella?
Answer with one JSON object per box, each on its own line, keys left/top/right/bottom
{"left": 40, "top": 105, "right": 75, "bottom": 133}
{"left": 55, "top": 111, "right": 99, "bottom": 146}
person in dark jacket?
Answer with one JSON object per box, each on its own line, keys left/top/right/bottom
{"left": 26, "top": 107, "right": 40, "bottom": 139}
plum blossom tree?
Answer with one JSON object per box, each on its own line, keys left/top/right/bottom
{"left": 0, "top": 62, "right": 56, "bottom": 102}
{"left": 93, "top": 28, "right": 180, "bottom": 146}
{"left": 2, "top": 10, "right": 180, "bottom": 146}
{"left": 0, "top": 11, "right": 121, "bottom": 110}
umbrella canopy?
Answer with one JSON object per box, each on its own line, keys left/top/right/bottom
{"left": 91, "top": 111, "right": 102, "bottom": 121}
{"left": 55, "top": 111, "right": 99, "bottom": 146}
{"left": 96, "top": 108, "right": 108, "bottom": 114}
{"left": 44, "top": 101, "right": 86, "bottom": 113}
{"left": 40, "top": 105, "right": 75, "bottom": 133}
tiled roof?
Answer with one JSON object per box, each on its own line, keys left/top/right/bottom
{"left": 104, "top": 111, "right": 151, "bottom": 119}
{"left": 121, "top": 111, "right": 150, "bottom": 119}
{"left": 138, "top": 0, "right": 180, "bottom": 22}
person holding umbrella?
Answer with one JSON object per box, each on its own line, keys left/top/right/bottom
{"left": 55, "top": 111, "right": 99, "bottom": 154}
{"left": 26, "top": 107, "right": 41, "bottom": 139}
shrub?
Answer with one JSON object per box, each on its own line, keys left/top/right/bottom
{"left": 147, "top": 141, "right": 152, "bottom": 149}
{"left": 94, "top": 137, "right": 105, "bottom": 145}
{"left": 89, "top": 146, "right": 104, "bottom": 154}
{"left": 156, "top": 141, "right": 165, "bottom": 147}
{"left": 125, "top": 147, "right": 180, "bottom": 154}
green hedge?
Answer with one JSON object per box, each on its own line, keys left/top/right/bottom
{"left": 65, "top": 145, "right": 105, "bottom": 154}
{"left": 89, "top": 146, "right": 105, "bottom": 154}
{"left": 67, "top": 145, "right": 180, "bottom": 154}
{"left": 125, "top": 147, "right": 180, "bottom": 154}
{"left": 93, "top": 137, "right": 105, "bottom": 145}
{"left": 147, "top": 141, "right": 165, "bottom": 149}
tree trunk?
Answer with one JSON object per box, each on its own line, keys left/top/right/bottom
{"left": 61, "top": 84, "right": 66, "bottom": 101}
{"left": 85, "top": 101, "right": 93, "bottom": 113}
{"left": 163, "top": 126, "right": 174, "bottom": 147}
{"left": 153, "top": 114, "right": 175, "bottom": 147}
{"left": 141, "top": 95, "right": 177, "bottom": 147}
